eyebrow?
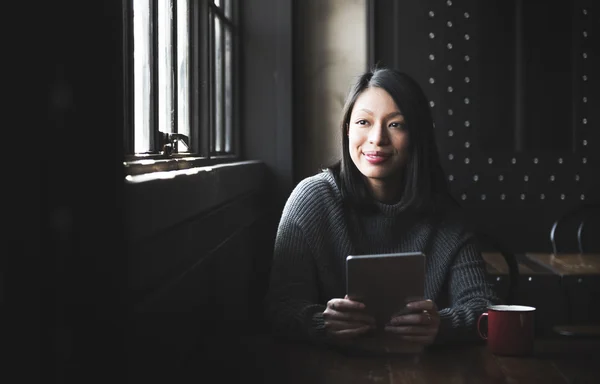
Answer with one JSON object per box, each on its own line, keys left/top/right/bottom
{"left": 357, "top": 109, "right": 404, "bottom": 119}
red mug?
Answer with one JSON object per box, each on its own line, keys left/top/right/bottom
{"left": 477, "top": 305, "right": 536, "bottom": 356}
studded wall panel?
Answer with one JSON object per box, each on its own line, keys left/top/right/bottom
{"left": 373, "top": 0, "right": 599, "bottom": 252}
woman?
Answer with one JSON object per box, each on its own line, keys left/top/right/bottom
{"left": 265, "top": 67, "right": 499, "bottom": 351}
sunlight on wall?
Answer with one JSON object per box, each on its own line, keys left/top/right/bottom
{"left": 296, "top": 0, "right": 367, "bottom": 179}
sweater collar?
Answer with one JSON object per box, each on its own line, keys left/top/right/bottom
{"left": 321, "top": 170, "right": 410, "bottom": 218}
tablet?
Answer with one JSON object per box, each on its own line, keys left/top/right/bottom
{"left": 346, "top": 252, "right": 426, "bottom": 328}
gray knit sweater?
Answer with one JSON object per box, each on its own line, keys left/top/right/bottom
{"left": 265, "top": 170, "right": 500, "bottom": 345}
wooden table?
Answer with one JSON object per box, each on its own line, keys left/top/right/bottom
{"left": 525, "top": 253, "right": 600, "bottom": 326}
{"left": 243, "top": 335, "right": 600, "bottom": 384}
{"left": 482, "top": 252, "right": 568, "bottom": 334}
{"left": 524, "top": 253, "right": 600, "bottom": 276}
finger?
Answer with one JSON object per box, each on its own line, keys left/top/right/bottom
{"left": 328, "top": 298, "right": 365, "bottom": 311}
{"left": 331, "top": 325, "right": 372, "bottom": 338}
{"left": 389, "top": 313, "right": 432, "bottom": 325}
{"left": 384, "top": 325, "right": 435, "bottom": 336}
{"left": 406, "top": 299, "right": 438, "bottom": 312}
{"left": 394, "top": 335, "right": 435, "bottom": 344}
{"left": 345, "top": 294, "right": 371, "bottom": 306}
{"left": 325, "top": 319, "right": 373, "bottom": 331}
{"left": 324, "top": 310, "right": 376, "bottom": 325}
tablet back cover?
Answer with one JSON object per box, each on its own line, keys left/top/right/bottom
{"left": 346, "top": 252, "right": 426, "bottom": 328}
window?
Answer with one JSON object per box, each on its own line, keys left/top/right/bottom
{"left": 124, "top": 0, "right": 239, "bottom": 174}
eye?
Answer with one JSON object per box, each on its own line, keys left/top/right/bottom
{"left": 389, "top": 122, "right": 404, "bottom": 129}
{"left": 356, "top": 119, "right": 369, "bottom": 126}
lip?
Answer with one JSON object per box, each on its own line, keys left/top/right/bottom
{"left": 363, "top": 151, "right": 391, "bottom": 164}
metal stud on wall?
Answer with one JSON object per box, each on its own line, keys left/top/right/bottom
{"left": 423, "top": 0, "right": 597, "bottom": 205}
{"left": 427, "top": 0, "right": 478, "bottom": 201}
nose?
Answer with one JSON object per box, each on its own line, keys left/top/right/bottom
{"left": 368, "top": 121, "right": 389, "bottom": 145}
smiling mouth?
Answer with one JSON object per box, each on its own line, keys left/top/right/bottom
{"left": 363, "top": 152, "right": 391, "bottom": 164}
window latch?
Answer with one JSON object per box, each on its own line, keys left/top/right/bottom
{"left": 158, "top": 131, "right": 189, "bottom": 156}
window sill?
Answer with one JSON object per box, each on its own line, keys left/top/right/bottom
{"left": 124, "top": 155, "right": 239, "bottom": 176}
{"left": 124, "top": 159, "right": 269, "bottom": 241}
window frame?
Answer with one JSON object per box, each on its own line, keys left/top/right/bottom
{"left": 123, "top": 0, "right": 240, "bottom": 176}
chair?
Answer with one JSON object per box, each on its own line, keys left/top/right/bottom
{"left": 475, "top": 231, "right": 520, "bottom": 305}
{"left": 547, "top": 202, "right": 600, "bottom": 338}
{"left": 477, "top": 231, "right": 571, "bottom": 337}
{"left": 576, "top": 204, "right": 600, "bottom": 254}
{"left": 550, "top": 202, "right": 600, "bottom": 255}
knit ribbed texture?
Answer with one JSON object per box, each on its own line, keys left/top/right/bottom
{"left": 265, "top": 170, "right": 500, "bottom": 345}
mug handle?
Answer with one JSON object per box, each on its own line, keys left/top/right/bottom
{"left": 477, "top": 312, "right": 488, "bottom": 340}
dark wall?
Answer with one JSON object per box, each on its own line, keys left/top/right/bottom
{"left": 372, "top": 0, "right": 600, "bottom": 253}
{"left": 26, "top": 1, "right": 127, "bottom": 383}
{"left": 125, "top": 162, "right": 278, "bottom": 381}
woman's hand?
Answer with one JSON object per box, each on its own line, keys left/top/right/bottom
{"left": 384, "top": 299, "right": 440, "bottom": 346}
{"left": 323, "top": 295, "right": 376, "bottom": 340}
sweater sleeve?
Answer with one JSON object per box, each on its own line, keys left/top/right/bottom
{"left": 436, "top": 239, "right": 501, "bottom": 344}
{"left": 264, "top": 182, "right": 328, "bottom": 343}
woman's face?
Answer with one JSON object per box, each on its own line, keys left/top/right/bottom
{"left": 348, "top": 87, "right": 409, "bottom": 188}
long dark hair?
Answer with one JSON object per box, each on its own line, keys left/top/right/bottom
{"left": 329, "top": 67, "right": 452, "bottom": 213}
